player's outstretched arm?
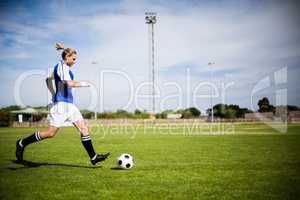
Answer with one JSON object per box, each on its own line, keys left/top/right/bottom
{"left": 63, "top": 80, "right": 92, "bottom": 87}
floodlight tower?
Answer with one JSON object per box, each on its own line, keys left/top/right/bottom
{"left": 145, "top": 12, "right": 157, "bottom": 114}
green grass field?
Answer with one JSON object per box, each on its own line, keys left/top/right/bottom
{"left": 0, "top": 123, "right": 300, "bottom": 199}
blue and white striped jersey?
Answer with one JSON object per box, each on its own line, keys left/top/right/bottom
{"left": 53, "top": 60, "right": 74, "bottom": 103}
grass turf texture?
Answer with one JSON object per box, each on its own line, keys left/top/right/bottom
{"left": 0, "top": 123, "right": 300, "bottom": 199}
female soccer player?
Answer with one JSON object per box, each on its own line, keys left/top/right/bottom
{"left": 16, "top": 43, "right": 110, "bottom": 165}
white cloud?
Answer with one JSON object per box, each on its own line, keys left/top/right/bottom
{"left": 0, "top": 0, "right": 299, "bottom": 111}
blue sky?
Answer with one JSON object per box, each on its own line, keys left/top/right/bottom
{"left": 0, "top": 0, "right": 300, "bottom": 113}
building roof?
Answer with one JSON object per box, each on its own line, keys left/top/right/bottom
{"left": 11, "top": 107, "right": 48, "bottom": 114}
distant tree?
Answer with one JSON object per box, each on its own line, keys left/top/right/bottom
{"left": 269, "top": 105, "right": 275, "bottom": 113}
{"left": 236, "top": 108, "right": 253, "bottom": 118}
{"left": 258, "top": 97, "right": 275, "bottom": 113}
{"left": 182, "top": 110, "right": 193, "bottom": 119}
{"left": 227, "top": 104, "right": 252, "bottom": 118}
{"left": 227, "top": 104, "right": 239, "bottom": 111}
{"left": 0, "top": 105, "right": 22, "bottom": 126}
{"left": 83, "top": 112, "right": 93, "bottom": 119}
{"left": 116, "top": 109, "right": 131, "bottom": 118}
{"left": 134, "top": 109, "right": 142, "bottom": 115}
{"left": 213, "top": 104, "right": 227, "bottom": 118}
{"left": 0, "top": 110, "right": 11, "bottom": 127}
{"left": 98, "top": 112, "right": 116, "bottom": 119}
{"left": 225, "top": 108, "right": 236, "bottom": 119}
{"left": 33, "top": 106, "right": 47, "bottom": 110}
{"left": 176, "top": 108, "right": 201, "bottom": 118}
{"left": 188, "top": 107, "right": 201, "bottom": 117}
{"left": 138, "top": 112, "right": 150, "bottom": 119}
{"left": 116, "top": 109, "right": 127, "bottom": 114}
{"left": 175, "top": 109, "right": 184, "bottom": 114}
{"left": 287, "top": 105, "right": 300, "bottom": 111}
{"left": 207, "top": 104, "right": 253, "bottom": 119}
{"left": 1, "top": 105, "right": 22, "bottom": 111}
{"left": 80, "top": 109, "right": 94, "bottom": 119}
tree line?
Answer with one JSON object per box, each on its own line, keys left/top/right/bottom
{"left": 0, "top": 97, "right": 299, "bottom": 126}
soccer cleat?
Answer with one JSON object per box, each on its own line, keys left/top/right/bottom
{"left": 91, "top": 153, "right": 110, "bottom": 165}
{"left": 16, "top": 139, "right": 24, "bottom": 162}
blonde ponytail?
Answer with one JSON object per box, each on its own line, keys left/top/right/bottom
{"left": 55, "top": 42, "right": 64, "bottom": 50}
{"left": 55, "top": 42, "right": 77, "bottom": 60}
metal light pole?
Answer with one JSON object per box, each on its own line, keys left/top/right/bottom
{"left": 145, "top": 12, "right": 157, "bottom": 114}
{"left": 208, "top": 62, "right": 215, "bottom": 122}
{"left": 91, "top": 61, "right": 98, "bottom": 120}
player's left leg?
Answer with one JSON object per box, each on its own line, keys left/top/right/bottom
{"left": 16, "top": 126, "right": 59, "bottom": 162}
{"left": 73, "top": 120, "right": 110, "bottom": 165}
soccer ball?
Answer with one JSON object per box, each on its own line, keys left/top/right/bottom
{"left": 117, "top": 153, "right": 134, "bottom": 169}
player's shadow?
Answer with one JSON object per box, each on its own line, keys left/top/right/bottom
{"left": 8, "top": 160, "right": 101, "bottom": 170}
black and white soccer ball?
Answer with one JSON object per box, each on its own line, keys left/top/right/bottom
{"left": 117, "top": 153, "right": 134, "bottom": 169}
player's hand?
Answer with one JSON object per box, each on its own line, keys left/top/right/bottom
{"left": 79, "top": 81, "right": 92, "bottom": 87}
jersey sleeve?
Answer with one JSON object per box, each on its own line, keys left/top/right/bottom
{"left": 56, "top": 61, "right": 72, "bottom": 81}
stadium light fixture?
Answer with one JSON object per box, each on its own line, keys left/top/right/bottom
{"left": 145, "top": 12, "right": 157, "bottom": 114}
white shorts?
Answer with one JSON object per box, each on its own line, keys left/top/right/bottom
{"left": 49, "top": 102, "right": 83, "bottom": 127}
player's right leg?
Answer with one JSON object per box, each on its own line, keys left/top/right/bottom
{"left": 16, "top": 126, "right": 59, "bottom": 162}
{"left": 73, "top": 120, "right": 110, "bottom": 165}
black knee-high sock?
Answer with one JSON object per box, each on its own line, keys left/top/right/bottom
{"left": 20, "top": 131, "right": 43, "bottom": 147}
{"left": 81, "top": 135, "right": 96, "bottom": 160}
